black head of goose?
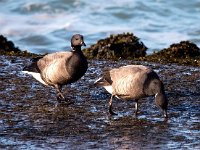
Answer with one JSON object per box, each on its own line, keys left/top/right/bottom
{"left": 94, "top": 65, "right": 168, "bottom": 118}
{"left": 22, "top": 34, "right": 88, "bottom": 103}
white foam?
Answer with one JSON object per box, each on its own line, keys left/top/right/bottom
{"left": 22, "top": 71, "right": 47, "bottom": 85}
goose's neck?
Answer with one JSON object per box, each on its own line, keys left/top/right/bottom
{"left": 72, "top": 46, "right": 82, "bottom": 52}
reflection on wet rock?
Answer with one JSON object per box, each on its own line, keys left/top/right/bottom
{"left": 0, "top": 55, "right": 200, "bottom": 149}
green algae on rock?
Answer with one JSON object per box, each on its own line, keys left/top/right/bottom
{"left": 0, "top": 35, "right": 38, "bottom": 57}
{"left": 140, "top": 41, "right": 200, "bottom": 66}
{"left": 83, "top": 33, "right": 147, "bottom": 60}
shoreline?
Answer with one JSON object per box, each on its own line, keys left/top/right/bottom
{"left": 1, "top": 33, "right": 200, "bottom": 67}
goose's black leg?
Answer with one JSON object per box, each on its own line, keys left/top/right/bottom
{"left": 109, "top": 95, "right": 117, "bottom": 115}
{"left": 163, "top": 109, "right": 168, "bottom": 118}
{"left": 55, "top": 84, "right": 65, "bottom": 103}
{"left": 55, "top": 84, "right": 74, "bottom": 105}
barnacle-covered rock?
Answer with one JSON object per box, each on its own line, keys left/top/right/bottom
{"left": 141, "top": 41, "right": 200, "bottom": 66}
{"left": 160, "top": 41, "right": 200, "bottom": 58}
{"left": 0, "top": 35, "right": 38, "bottom": 57}
{"left": 83, "top": 33, "right": 147, "bottom": 60}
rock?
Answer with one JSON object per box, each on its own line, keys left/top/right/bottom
{"left": 159, "top": 41, "right": 200, "bottom": 58}
{"left": 140, "top": 41, "right": 200, "bottom": 66}
{"left": 83, "top": 33, "right": 147, "bottom": 60}
{"left": 1, "top": 34, "right": 200, "bottom": 66}
{"left": 0, "top": 35, "right": 38, "bottom": 57}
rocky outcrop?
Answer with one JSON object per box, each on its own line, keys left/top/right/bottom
{"left": 141, "top": 41, "right": 200, "bottom": 66}
{"left": 1, "top": 34, "right": 200, "bottom": 66}
{"left": 83, "top": 33, "right": 147, "bottom": 60}
{"left": 0, "top": 35, "right": 38, "bottom": 57}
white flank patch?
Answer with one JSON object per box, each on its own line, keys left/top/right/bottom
{"left": 94, "top": 77, "right": 103, "bottom": 84}
{"left": 22, "top": 71, "right": 48, "bottom": 85}
{"left": 103, "top": 86, "right": 113, "bottom": 94}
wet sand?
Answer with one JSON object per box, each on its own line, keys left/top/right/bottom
{"left": 0, "top": 55, "right": 200, "bottom": 149}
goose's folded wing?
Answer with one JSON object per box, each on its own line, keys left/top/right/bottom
{"left": 37, "top": 52, "right": 73, "bottom": 71}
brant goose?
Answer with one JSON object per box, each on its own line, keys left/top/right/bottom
{"left": 22, "top": 34, "right": 88, "bottom": 103}
{"left": 94, "top": 65, "right": 168, "bottom": 118}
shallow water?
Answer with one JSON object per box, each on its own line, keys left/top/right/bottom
{"left": 1, "top": 0, "right": 200, "bottom": 54}
{"left": 0, "top": 56, "right": 200, "bottom": 149}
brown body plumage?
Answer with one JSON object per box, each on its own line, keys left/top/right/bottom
{"left": 22, "top": 34, "right": 88, "bottom": 103}
{"left": 95, "top": 65, "right": 168, "bottom": 118}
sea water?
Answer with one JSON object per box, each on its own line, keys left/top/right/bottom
{"left": 0, "top": 0, "right": 200, "bottom": 54}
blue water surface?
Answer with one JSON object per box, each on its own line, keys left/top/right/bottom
{"left": 0, "top": 0, "right": 200, "bottom": 54}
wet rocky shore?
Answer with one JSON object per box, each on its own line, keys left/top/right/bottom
{"left": 0, "top": 34, "right": 199, "bottom": 149}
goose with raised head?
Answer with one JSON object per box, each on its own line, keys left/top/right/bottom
{"left": 94, "top": 65, "right": 168, "bottom": 118}
{"left": 22, "top": 34, "right": 88, "bottom": 103}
